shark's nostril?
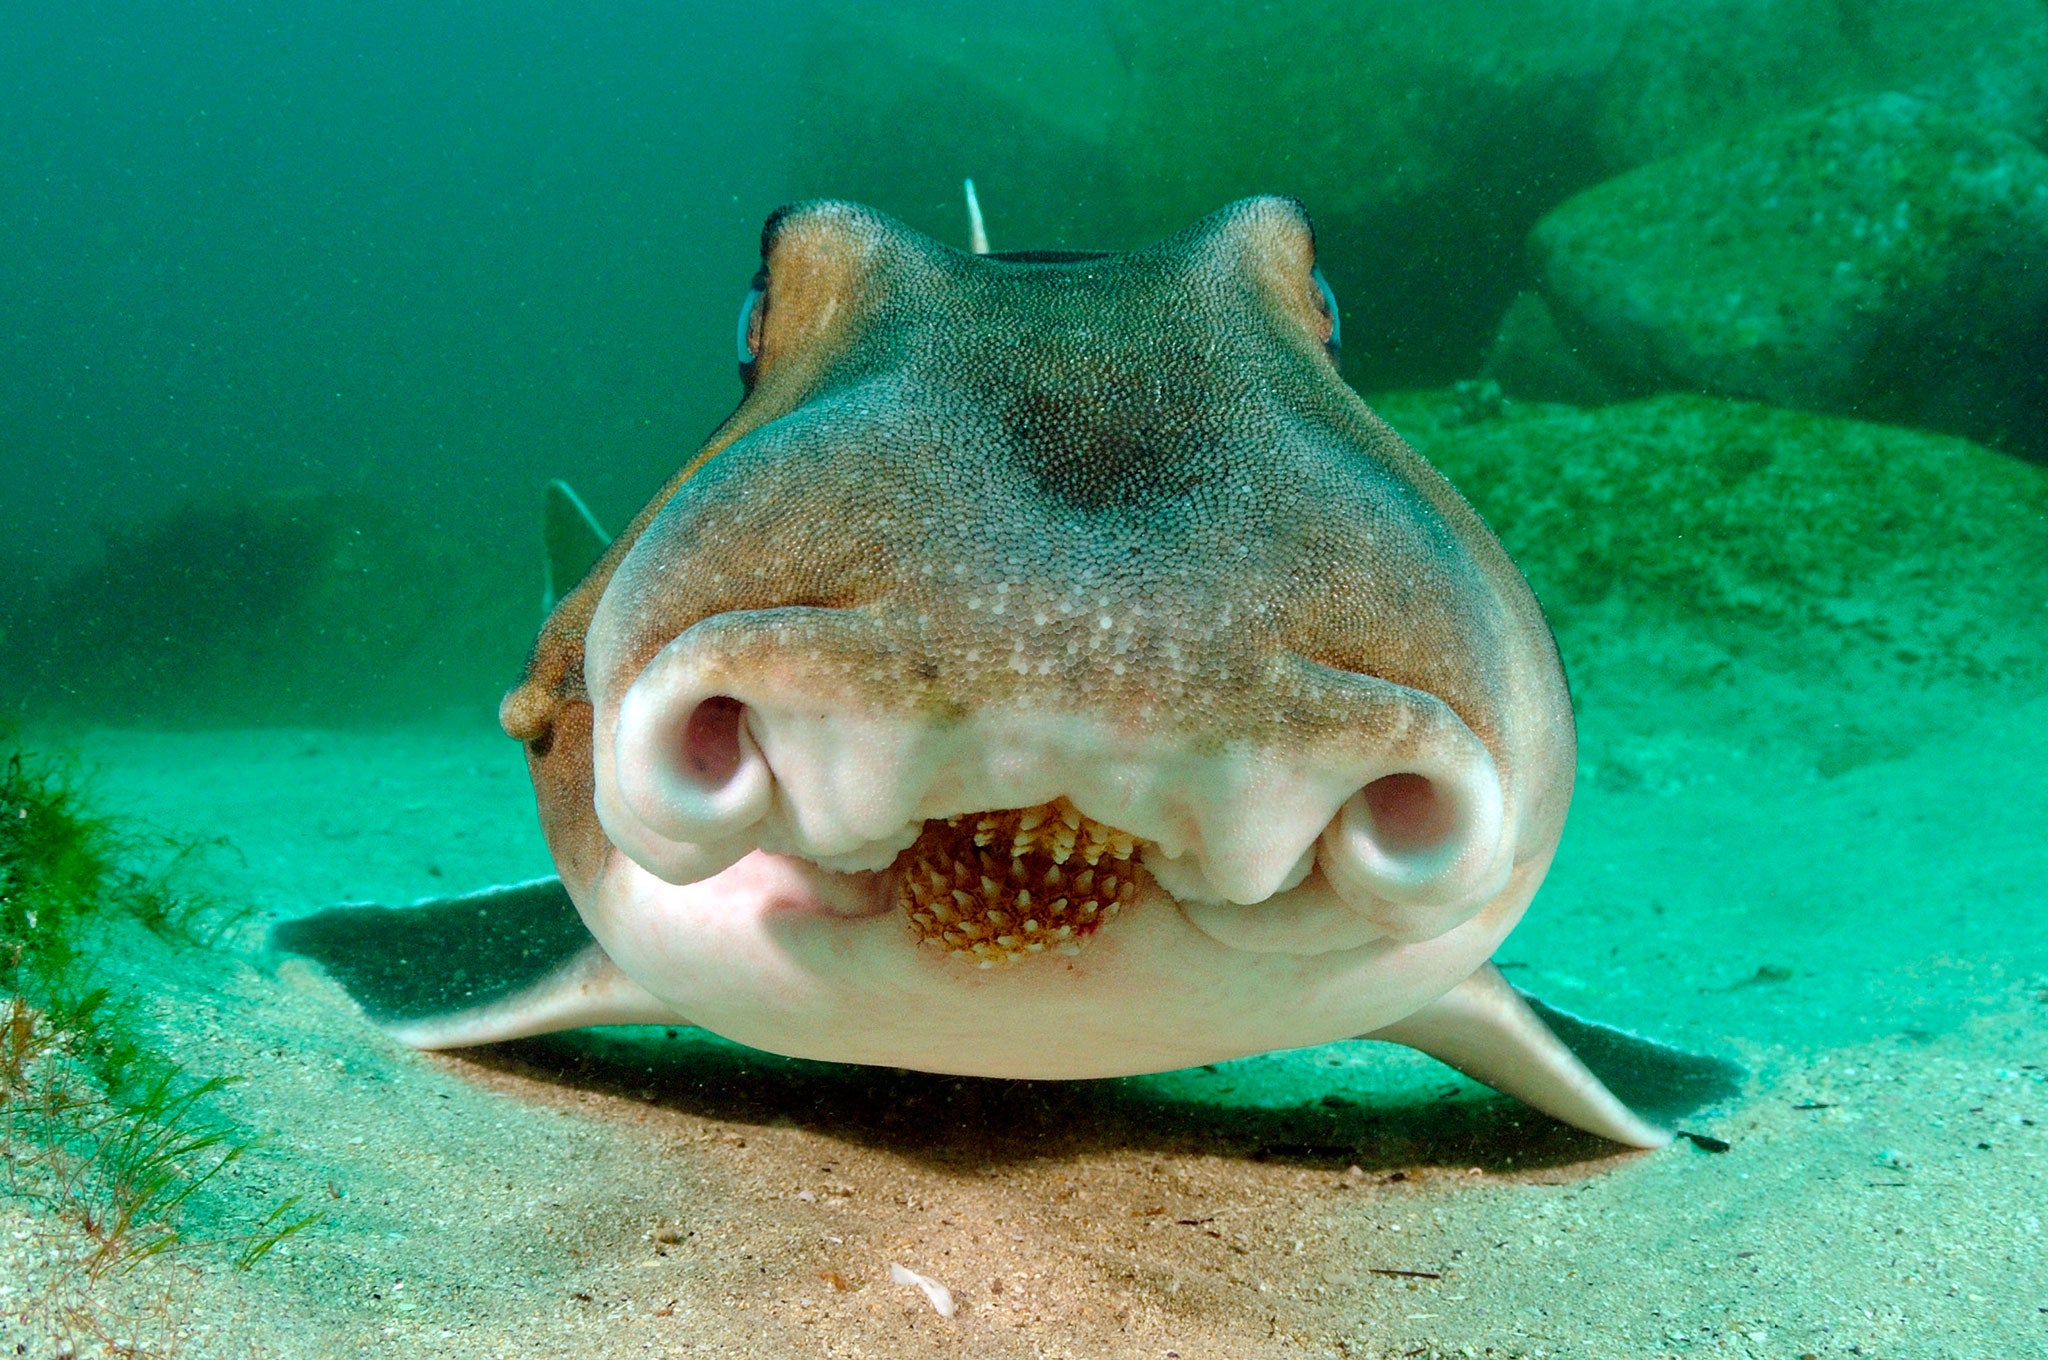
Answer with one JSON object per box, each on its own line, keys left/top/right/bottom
{"left": 1360, "top": 772, "right": 1455, "bottom": 857}
{"left": 603, "top": 663, "right": 776, "bottom": 885}
{"left": 681, "top": 696, "right": 746, "bottom": 788}
{"left": 1319, "top": 756, "right": 1511, "bottom": 943}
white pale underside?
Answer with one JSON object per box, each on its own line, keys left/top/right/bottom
{"left": 574, "top": 845, "right": 1548, "bottom": 1081}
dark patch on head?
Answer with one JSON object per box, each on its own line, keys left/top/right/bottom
{"left": 992, "top": 363, "right": 1223, "bottom": 517}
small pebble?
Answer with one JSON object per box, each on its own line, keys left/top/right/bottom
{"left": 889, "top": 1262, "right": 955, "bottom": 1318}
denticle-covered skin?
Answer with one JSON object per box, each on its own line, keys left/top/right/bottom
{"left": 494, "top": 196, "right": 1595, "bottom": 1105}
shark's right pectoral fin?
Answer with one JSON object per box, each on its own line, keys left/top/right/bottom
{"left": 1363, "top": 963, "right": 1743, "bottom": 1149}
{"left": 270, "top": 876, "right": 686, "bottom": 1050}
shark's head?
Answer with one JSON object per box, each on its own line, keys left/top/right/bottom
{"left": 500, "top": 198, "right": 1575, "bottom": 1079}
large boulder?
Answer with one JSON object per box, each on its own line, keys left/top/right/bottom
{"left": 781, "top": 2, "right": 2048, "bottom": 397}
{"left": 1372, "top": 390, "right": 2048, "bottom": 772}
{"left": 1525, "top": 94, "right": 2048, "bottom": 458}
{"left": 1478, "top": 291, "right": 1628, "bottom": 407}
{"left": 1103, "top": 0, "right": 1631, "bottom": 386}
{"left": 784, "top": 8, "right": 1130, "bottom": 253}
{"left": 1593, "top": 0, "right": 2048, "bottom": 171}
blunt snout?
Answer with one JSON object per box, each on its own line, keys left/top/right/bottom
{"left": 591, "top": 606, "right": 1518, "bottom": 948}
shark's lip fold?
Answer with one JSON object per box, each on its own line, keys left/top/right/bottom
{"left": 895, "top": 798, "right": 1141, "bottom": 967}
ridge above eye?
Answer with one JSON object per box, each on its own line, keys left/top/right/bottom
{"left": 736, "top": 270, "right": 767, "bottom": 370}
{"left": 1312, "top": 265, "right": 1340, "bottom": 357}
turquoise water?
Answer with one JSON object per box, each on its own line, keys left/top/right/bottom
{"left": 4, "top": 3, "right": 2045, "bottom": 1356}
{"left": 9, "top": 2, "right": 2044, "bottom": 720}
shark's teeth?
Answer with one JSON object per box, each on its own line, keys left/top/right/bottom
{"left": 896, "top": 797, "right": 1141, "bottom": 965}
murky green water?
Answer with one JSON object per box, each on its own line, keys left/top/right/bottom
{"left": 4, "top": 4, "right": 2044, "bottom": 1356}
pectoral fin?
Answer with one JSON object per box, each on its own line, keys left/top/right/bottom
{"left": 1363, "top": 963, "right": 1742, "bottom": 1148}
{"left": 270, "top": 876, "right": 685, "bottom": 1050}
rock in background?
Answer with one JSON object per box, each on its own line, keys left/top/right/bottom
{"left": 1101, "top": 0, "right": 1631, "bottom": 387}
{"left": 1478, "top": 292, "right": 1628, "bottom": 407}
{"left": 786, "top": 0, "right": 2048, "bottom": 423}
{"left": 1375, "top": 389, "right": 2048, "bottom": 773}
{"left": 1593, "top": 0, "right": 2048, "bottom": 171}
{"left": 1523, "top": 94, "right": 2048, "bottom": 457}
{"left": 0, "top": 493, "right": 534, "bottom": 726}
{"left": 786, "top": 7, "right": 1130, "bottom": 253}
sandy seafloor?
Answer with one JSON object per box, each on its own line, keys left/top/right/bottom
{"left": 3, "top": 682, "right": 2043, "bottom": 1359}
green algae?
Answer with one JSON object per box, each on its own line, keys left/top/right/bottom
{"left": 0, "top": 739, "right": 316, "bottom": 1278}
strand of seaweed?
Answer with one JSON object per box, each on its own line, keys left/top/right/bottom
{"left": 0, "top": 740, "right": 320, "bottom": 1285}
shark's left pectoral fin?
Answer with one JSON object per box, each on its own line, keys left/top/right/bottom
{"left": 270, "top": 876, "right": 686, "bottom": 1050}
{"left": 1363, "top": 963, "right": 1742, "bottom": 1149}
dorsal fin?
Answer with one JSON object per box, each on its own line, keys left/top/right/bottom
{"left": 964, "top": 178, "right": 989, "bottom": 255}
{"left": 542, "top": 479, "right": 610, "bottom": 612}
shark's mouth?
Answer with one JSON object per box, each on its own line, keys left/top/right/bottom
{"left": 896, "top": 799, "right": 1143, "bottom": 967}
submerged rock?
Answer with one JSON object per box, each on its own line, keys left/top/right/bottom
{"left": 1479, "top": 292, "right": 1627, "bottom": 408}
{"left": 788, "top": 1, "right": 2048, "bottom": 398}
{"left": 0, "top": 493, "right": 529, "bottom": 726}
{"left": 1104, "top": 0, "right": 1630, "bottom": 385}
{"left": 1528, "top": 94, "right": 2048, "bottom": 458}
{"left": 786, "top": 8, "right": 1129, "bottom": 252}
{"left": 1375, "top": 390, "right": 2048, "bottom": 766}
{"left": 1593, "top": 0, "right": 2048, "bottom": 170}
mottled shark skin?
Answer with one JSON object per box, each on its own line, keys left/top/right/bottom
{"left": 276, "top": 197, "right": 1739, "bottom": 1149}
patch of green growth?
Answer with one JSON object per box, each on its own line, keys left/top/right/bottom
{"left": 1375, "top": 390, "right": 2048, "bottom": 686}
{"left": 0, "top": 738, "right": 319, "bottom": 1278}
{"left": 1370, "top": 388, "right": 2048, "bottom": 773}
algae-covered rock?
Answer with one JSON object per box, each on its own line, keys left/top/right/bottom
{"left": 0, "top": 493, "right": 530, "bottom": 726}
{"left": 1479, "top": 292, "right": 1627, "bottom": 407}
{"left": 784, "top": 1, "right": 2048, "bottom": 399}
{"left": 1530, "top": 94, "right": 2048, "bottom": 458}
{"left": 1104, "top": 0, "right": 1630, "bottom": 384}
{"left": 1593, "top": 0, "right": 2048, "bottom": 170}
{"left": 785, "top": 8, "right": 1129, "bottom": 252}
{"left": 1373, "top": 390, "right": 2048, "bottom": 766}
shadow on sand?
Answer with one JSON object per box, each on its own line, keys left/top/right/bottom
{"left": 453, "top": 1027, "right": 1655, "bottom": 1177}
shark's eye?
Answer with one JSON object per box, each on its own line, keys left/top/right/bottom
{"left": 1312, "top": 266, "right": 1341, "bottom": 357}
{"left": 735, "top": 271, "right": 767, "bottom": 369}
